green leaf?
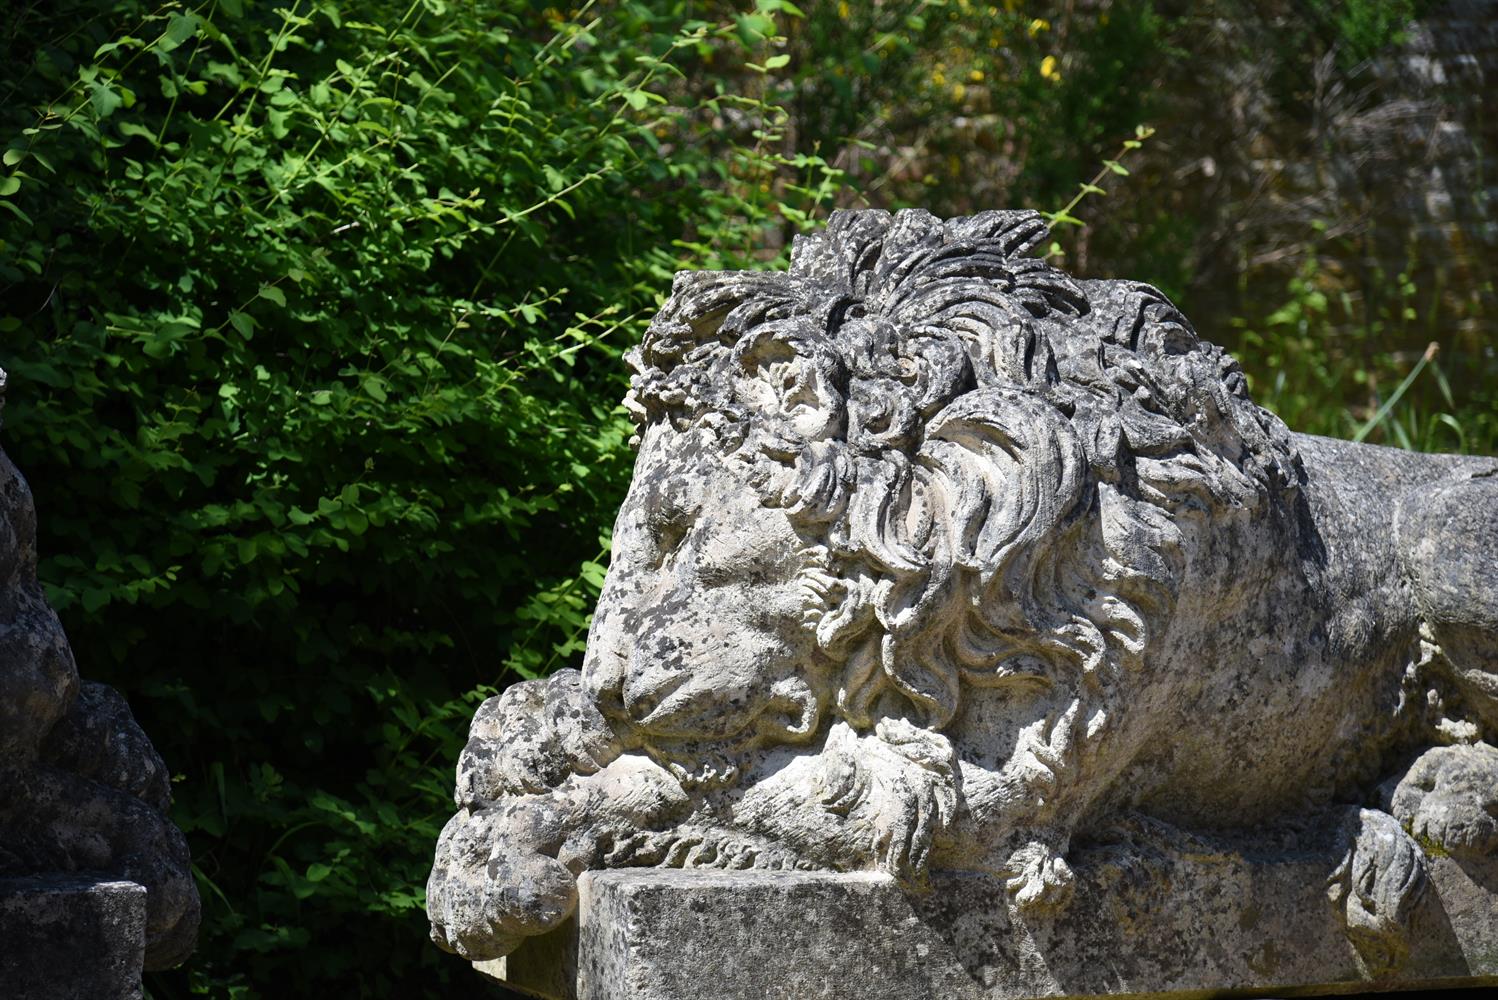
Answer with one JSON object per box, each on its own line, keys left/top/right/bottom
{"left": 160, "top": 14, "right": 200, "bottom": 53}
{"left": 1103, "top": 160, "right": 1129, "bottom": 176}
{"left": 764, "top": 53, "right": 790, "bottom": 70}
{"left": 0, "top": 176, "right": 19, "bottom": 197}
{"left": 0, "top": 200, "right": 32, "bottom": 224}
{"left": 259, "top": 285, "right": 286, "bottom": 307}
{"left": 90, "top": 83, "right": 123, "bottom": 120}
{"left": 228, "top": 312, "right": 256, "bottom": 338}
{"left": 117, "top": 121, "right": 157, "bottom": 143}
{"left": 2, "top": 149, "right": 23, "bottom": 167}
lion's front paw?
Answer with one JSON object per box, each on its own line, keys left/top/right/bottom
{"left": 427, "top": 805, "right": 572, "bottom": 961}
{"left": 428, "top": 754, "right": 689, "bottom": 962}
{"left": 1389, "top": 743, "right": 1498, "bottom": 857}
{"left": 428, "top": 788, "right": 596, "bottom": 962}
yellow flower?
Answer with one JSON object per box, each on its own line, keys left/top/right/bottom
{"left": 952, "top": 82, "right": 967, "bottom": 102}
{"left": 969, "top": 69, "right": 985, "bottom": 82}
{"left": 838, "top": 1, "right": 850, "bottom": 18}
{"left": 1040, "top": 55, "right": 1060, "bottom": 81}
{"left": 933, "top": 69, "right": 946, "bottom": 86}
{"left": 1028, "top": 18, "right": 1050, "bottom": 37}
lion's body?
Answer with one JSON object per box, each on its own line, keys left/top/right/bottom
{"left": 1088, "top": 435, "right": 1493, "bottom": 830}
{"left": 429, "top": 210, "right": 1498, "bottom": 968}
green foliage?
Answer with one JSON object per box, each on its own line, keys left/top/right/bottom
{"left": 1310, "top": 0, "right": 1422, "bottom": 66}
{"left": 1040, "top": 124, "right": 1156, "bottom": 258}
{"left": 0, "top": 1, "right": 839, "bottom": 995}
{"left": 747, "top": 0, "right": 1192, "bottom": 295}
{"left": 1235, "top": 243, "right": 1498, "bottom": 453}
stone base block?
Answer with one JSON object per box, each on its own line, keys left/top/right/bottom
{"left": 0, "top": 875, "right": 146, "bottom": 1000}
{"left": 478, "top": 848, "right": 1498, "bottom": 1000}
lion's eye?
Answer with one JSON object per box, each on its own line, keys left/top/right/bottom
{"left": 696, "top": 540, "right": 796, "bottom": 589}
{"left": 646, "top": 503, "right": 694, "bottom": 566}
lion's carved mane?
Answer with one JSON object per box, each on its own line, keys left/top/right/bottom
{"left": 628, "top": 208, "right": 1298, "bottom": 735}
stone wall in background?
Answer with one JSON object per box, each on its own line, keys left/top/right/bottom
{"left": 1233, "top": 0, "right": 1497, "bottom": 335}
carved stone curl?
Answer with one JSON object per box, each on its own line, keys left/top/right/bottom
{"left": 427, "top": 209, "right": 1498, "bottom": 979}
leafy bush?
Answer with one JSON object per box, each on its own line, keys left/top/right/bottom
{"left": 0, "top": 1, "right": 836, "bottom": 994}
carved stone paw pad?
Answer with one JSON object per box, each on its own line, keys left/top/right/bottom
{"left": 1329, "top": 808, "right": 1428, "bottom": 977}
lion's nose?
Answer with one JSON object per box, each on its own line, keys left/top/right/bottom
{"left": 622, "top": 667, "right": 688, "bottom": 726}
{"left": 581, "top": 639, "right": 628, "bottom": 722}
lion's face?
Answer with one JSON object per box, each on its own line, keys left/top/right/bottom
{"left": 583, "top": 423, "right": 833, "bottom": 752}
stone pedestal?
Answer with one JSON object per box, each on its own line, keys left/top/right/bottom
{"left": 0, "top": 876, "right": 147, "bottom": 1000}
{"left": 478, "top": 849, "right": 1498, "bottom": 1000}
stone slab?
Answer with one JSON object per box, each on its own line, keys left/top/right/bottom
{"left": 480, "top": 850, "right": 1498, "bottom": 1000}
{"left": 0, "top": 875, "right": 146, "bottom": 1000}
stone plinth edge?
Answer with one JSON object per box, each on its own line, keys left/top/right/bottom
{"left": 479, "top": 854, "right": 1498, "bottom": 1000}
{"left": 0, "top": 875, "right": 147, "bottom": 1000}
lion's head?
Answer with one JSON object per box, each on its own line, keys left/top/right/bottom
{"left": 583, "top": 209, "right": 1302, "bottom": 797}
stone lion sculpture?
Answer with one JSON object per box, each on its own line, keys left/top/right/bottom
{"left": 428, "top": 209, "right": 1498, "bottom": 972}
{"left": 0, "top": 369, "right": 200, "bottom": 969}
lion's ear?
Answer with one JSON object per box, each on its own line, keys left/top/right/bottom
{"left": 918, "top": 387, "right": 1085, "bottom": 586}
{"left": 866, "top": 387, "right": 1088, "bottom": 698}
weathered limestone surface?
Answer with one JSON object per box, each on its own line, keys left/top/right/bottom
{"left": 0, "top": 876, "right": 147, "bottom": 1000}
{"left": 0, "top": 368, "right": 200, "bottom": 993}
{"left": 429, "top": 209, "right": 1498, "bottom": 999}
